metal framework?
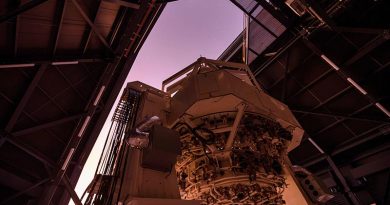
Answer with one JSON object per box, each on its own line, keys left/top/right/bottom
{"left": 292, "top": 110, "right": 390, "bottom": 124}
{"left": 220, "top": 1, "right": 390, "bottom": 204}
{"left": 80, "top": 0, "right": 103, "bottom": 56}
{"left": 0, "top": 0, "right": 167, "bottom": 204}
{"left": 51, "top": 0, "right": 67, "bottom": 57}
{"left": 12, "top": 113, "right": 84, "bottom": 137}
{"left": 229, "top": 0, "right": 278, "bottom": 38}
{"left": 5, "top": 137, "right": 56, "bottom": 167}
{"left": 70, "top": 0, "right": 113, "bottom": 53}
{"left": 0, "top": 178, "right": 49, "bottom": 205}
{"left": 12, "top": 2, "right": 20, "bottom": 57}
{"left": 257, "top": 33, "right": 389, "bottom": 132}
{"left": 1, "top": 0, "right": 389, "bottom": 204}
{"left": 0, "top": 0, "right": 48, "bottom": 23}
{"left": 307, "top": 137, "right": 360, "bottom": 205}
{"left": 5, "top": 64, "right": 49, "bottom": 132}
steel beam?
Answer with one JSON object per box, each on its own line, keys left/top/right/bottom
{"left": 308, "top": 137, "right": 360, "bottom": 205}
{"left": 338, "top": 30, "right": 383, "bottom": 69}
{"left": 38, "top": 41, "right": 116, "bottom": 205}
{"left": 325, "top": 156, "right": 361, "bottom": 205}
{"left": 310, "top": 100, "right": 375, "bottom": 139}
{"left": 19, "top": 103, "right": 68, "bottom": 146}
{"left": 6, "top": 137, "right": 55, "bottom": 167}
{"left": 352, "top": 141, "right": 390, "bottom": 162}
{"left": 269, "top": 52, "right": 352, "bottom": 126}
{"left": 52, "top": 3, "right": 166, "bottom": 205}
{"left": 12, "top": 114, "right": 83, "bottom": 136}
{"left": 106, "top": 7, "right": 127, "bottom": 46}
{"left": 253, "top": 31, "right": 303, "bottom": 76}
{"left": 162, "top": 61, "right": 197, "bottom": 91}
{"left": 225, "top": 103, "right": 246, "bottom": 150}
{"left": 0, "top": 0, "right": 48, "bottom": 23}
{"left": 58, "top": 160, "right": 83, "bottom": 205}
{"left": 229, "top": 0, "right": 278, "bottom": 38}
{"left": 305, "top": 0, "right": 336, "bottom": 27}
{"left": 287, "top": 69, "right": 333, "bottom": 100}
{"left": 104, "top": 0, "right": 140, "bottom": 9}
{"left": 331, "top": 125, "right": 390, "bottom": 156}
{"left": 270, "top": 43, "right": 363, "bottom": 139}
{"left": 251, "top": 5, "right": 364, "bottom": 94}
{"left": 344, "top": 34, "right": 388, "bottom": 66}
{"left": 301, "top": 154, "right": 327, "bottom": 168}
{"left": 292, "top": 73, "right": 362, "bottom": 140}
{"left": 0, "top": 168, "right": 43, "bottom": 198}
{"left": 80, "top": 0, "right": 102, "bottom": 55}
{"left": 281, "top": 52, "right": 290, "bottom": 101}
{"left": 305, "top": 140, "right": 390, "bottom": 174}
{"left": 70, "top": 0, "right": 113, "bottom": 53}
{"left": 264, "top": 33, "right": 340, "bottom": 93}
{"left": 292, "top": 109, "right": 389, "bottom": 124}
{"left": 302, "top": 39, "right": 389, "bottom": 119}
{"left": 301, "top": 124, "right": 389, "bottom": 167}
{"left": 51, "top": 0, "right": 67, "bottom": 57}
{"left": 334, "top": 26, "right": 390, "bottom": 35}
{"left": 248, "top": 47, "right": 260, "bottom": 55}
{"left": 0, "top": 178, "right": 48, "bottom": 205}
{"left": 350, "top": 156, "right": 390, "bottom": 179}
{"left": 383, "top": 170, "right": 390, "bottom": 205}
{"left": 5, "top": 64, "right": 48, "bottom": 132}
{"left": 62, "top": 176, "right": 82, "bottom": 205}
{"left": 54, "top": 67, "right": 87, "bottom": 102}
{"left": 0, "top": 130, "right": 7, "bottom": 147}
{"left": 29, "top": 67, "right": 100, "bottom": 116}
{"left": 0, "top": 137, "right": 5, "bottom": 147}
{"left": 285, "top": 53, "right": 382, "bottom": 120}
{"left": 36, "top": 86, "right": 69, "bottom": 115}
{"left": 312, "top": 104, "right": 371, "bottom": 136}
{"left": 13, "top": 17, "right": 19, "bottom": 57}
{"left": 0, "top": 58, "right": 113, "bottom": 67}
{"left": 257, "top": 0, "right": 290, "bottom": 26}
{"left": 1, "top": 81, "right": 68, "bottom": 147}
{"left": 313, "top": 84, "right": 352, "bottom": 111}
{"left": 7, "top": 0, "right": 21, "bottom": 57}
{"left": 270, "top": 59, "right": 353, "bottom": 137}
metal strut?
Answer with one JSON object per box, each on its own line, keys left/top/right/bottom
{"left": 83, "top": 88, "right": 141, "bottom": 205}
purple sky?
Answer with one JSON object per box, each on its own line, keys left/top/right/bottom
{"left": 127, "top": 0, "right": 243, "bottom": 88}
{"left": 73, "top": 0, "right": 242, "bottom": 202}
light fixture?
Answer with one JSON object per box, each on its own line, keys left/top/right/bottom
{"left": 78, "top": 116, "right": 91, "bottom": 137}
{"left": 375, "top": 103, "right": 390, "bottom": 117}
{"left": 52, "top": 61, "right": 79, "bottom": 65}
{"left": 320, "top": 55, "right": 340, "bottom": 71}
{"left": 61, "top": 148, "right": 75, "bottom": 170}
{"left": 0, "top": 63, "right": 35, "bottom": 68}
{"left": 308, "top": 137, "right": 325, "bottom": 154}
{"left": 93, "top": 86, "right": 106, "bottom": 106}
{"left": 346, "top": 78, "right": 368, "bottom": 95}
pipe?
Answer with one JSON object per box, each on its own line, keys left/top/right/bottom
{"left": 126, "top": 116, "right": 161, "bottom": 148}
{"left": 137, "top": 115, "right": 160, "bottom": 132}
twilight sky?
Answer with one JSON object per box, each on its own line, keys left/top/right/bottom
{"left": 73, "top": 0, "right": 243, "bottom": 202}
{"left": 128, "top": 0, "right": 244, "bottom": 88}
